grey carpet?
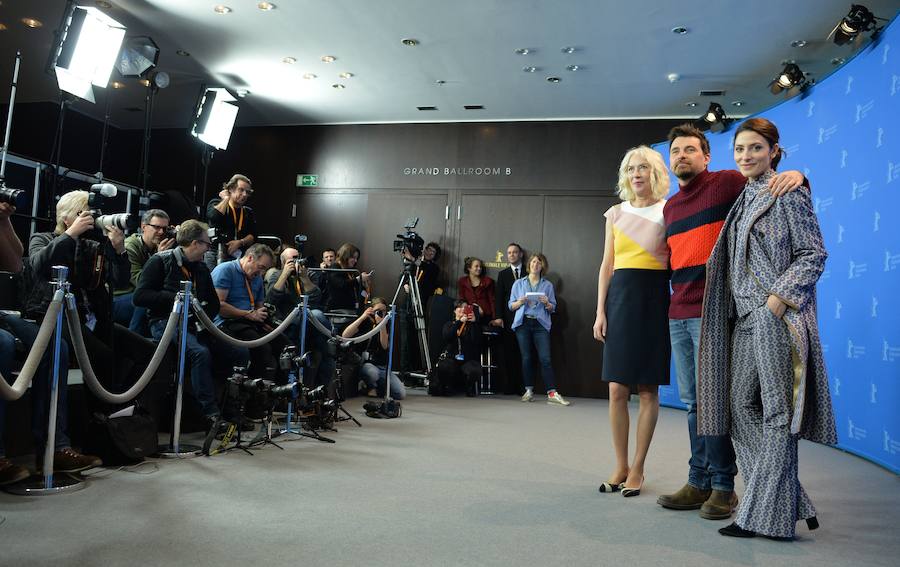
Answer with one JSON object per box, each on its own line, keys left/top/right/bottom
{"left": 1, "top": 391, "right": 897, "bottom": 567}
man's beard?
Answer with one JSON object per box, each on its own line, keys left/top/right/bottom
{"left": 674, "top": 167, "right": 696, "bottom": 181}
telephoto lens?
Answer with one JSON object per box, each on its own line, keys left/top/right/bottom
{"left": 0, "top": 187, "right": 26, "bottom": 208}
{"left": 96, "top": 213, "right": 139, "bottom": 232}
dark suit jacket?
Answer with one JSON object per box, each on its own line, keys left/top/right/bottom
{"left": 494, "top": 265, "right": 522, "bottom": 327}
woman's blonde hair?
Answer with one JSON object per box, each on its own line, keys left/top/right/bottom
{"left": 529, "top": 253, "right": 548, "bottom": 276}
{"left": 55, "top": 190, "right": 89, "bottom": 234}
{"left": 616, "top": 146, "right": 670, "bottom": 202}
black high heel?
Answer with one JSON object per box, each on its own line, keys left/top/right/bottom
{"left": 719, "top": 522, "right": 756, "bottom": 538}
{"left": 806, "top": 516, "right": 819, "bottom": 530}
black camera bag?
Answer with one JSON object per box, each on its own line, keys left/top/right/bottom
{"left": 84, "top": 406, "right": 158, "bottom": 466}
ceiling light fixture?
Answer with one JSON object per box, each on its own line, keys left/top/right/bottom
{"left": 671, "top": 26, "right": 688, "bottom": 35}
{"left": 731, "top": 100, "right": 745, "bottom": 107}
{"left": 321, "top": 55, "right": 336, "bottom": 63}
{"left": 700, "top": 102, "right": 728, "bottom": 132}
{"left": 176, "top": 50, "right": 190, "bottom": 57}
{"left": 401, "top": 38, "right": 419, "bottom": 46}
{"left": 213, "top": 5, "right": 232, "bottom": 14}
{"left": 546, "top": 76, "right": 561, "bottom": 83}
{"left": 522, "top": 66, "right": 537, "bottom": 73}
{"left": 566, "top": 65, "right": 580, "bottom": 71}
{"left": 790, "top": 39, "right": 807, "bottom": 47}
{"left": 561, "top": 46, "right": 576, "bottom": 54}
{"left": 339, "top": 72, "right": 354, "bottom": 79}
{"left": 434, "top": 79, "right": 446, "bottom": 85}
{"left": 514, "top": 48, "right": 531, "bottom": 55}
{"left": 191, "top": 87, "right": 239, "bottom": 150}
{"left": 685, "top": 101, "right": 698, "bottom": 107}
{"left": 95, "top": 1, "right": 113, "bottom": 8}
{"left": 257, "top": 2, "right": 276, "bottom": 10}
{"left": 667, "top": 73, "right": 680, "bottom": 83}
{"left": 332, "top": 83, "right": 345, "bottom": 89}
{"left": 236, "top": 89, "right": 250, "bottom": 97}
{"left": 282, "top": 56, "right": 296, "bottom": 64}
{"left": 302, "top": 73, "right": 316, "bottom": 79}
{"left": 48, "top": 5, "right": 125, "bottom": 103}
{"left": 769, "top": 62, "right": 807, "bottom": 94}
{"left": 111, "top": 81, "right": 125, "bottom": 89}
{"left": 830, "top": 4, "right": 884, "bottom": 46}
{"left": 21, "top": 17, "right": 43, "bottom": 28}
{"left": 831, "top": 57, "right": 846, "bottom": 66}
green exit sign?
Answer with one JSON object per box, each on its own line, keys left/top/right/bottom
{"left": 296, "top": 174, "right": 318, "bottom": 187}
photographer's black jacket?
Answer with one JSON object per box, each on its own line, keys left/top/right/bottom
{"left": 206, "top": 199, "right": 257, "bottom": 249}
{"left": 133, "top": 248, "right": 219, "bottom": 323}
{"left": 441, "top": 320, "right": 483, "bottom": 362}
{"left": 264, "top": 269, "right": 324, "bottom": 317}
{"left": 26, "top": 232, "right": 129, "bottom": 334}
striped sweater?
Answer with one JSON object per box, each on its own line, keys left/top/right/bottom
{"left": 663, "top": 169, "right": 746, "bottom": 319}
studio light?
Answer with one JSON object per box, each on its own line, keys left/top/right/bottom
{"left": 48, "top": 4, "right": 126, "bottom": 103}
{"left": 831, "top": 4, "right": 879, "bottom": 46}
{"left": 190, "top": 87, "right": 239, "bottom": 150}
{"left": 700, "top": 102, "right": 727, "bottom": 132}
{"left": 769, "top": 63, "right": 806, "bottom": 95}
{"left": 116, "top": 36, "right": 159, "bottom": 78}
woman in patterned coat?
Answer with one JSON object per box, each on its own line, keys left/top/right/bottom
{"left": 697, "top": 118, "right": 837, "bottom": 540}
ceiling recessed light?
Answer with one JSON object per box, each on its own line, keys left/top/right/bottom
{"left": 339, "top": 72, "right": 354, "bottom": 79}
{"left": 20, "top": 17, "right": 43, "bottom": 28}
{"left": 176, "top": 49, "right": 190, "bottom": 57}
{"left": 236, "top": 89, "right": 250, "bottom": 97}
{"left": 831, "top": 57, "right": 846, "bottom": 66}
{"left": 282, "top": 56, "right": 297, "bottom": 64}
{"left": 514, "top": 48, "right": 531, "bottom": 55}
{"left": 257, "top": 1, "right": 276, "bottom": 10}
{"left": 561, "top": 46, "right": 576, "bottom": 54}
{"left": 435, "top": 79, "right": 446, "bottom": 85}
{"left": 566, "top": 64, "right": 580, "bottom": 72}
{"left": 401, "top": 38, "right": 419, "bottom": 46}
{"left": 321, "top": 55, "right": 336, "bottom": 63}
{"left": 332, "top": 83, "right": 345, "bottom": 89}
{"left": 522, "top": 66, "right": 537, "bottom": 73}
{"left": 96, "top": 1, "right": 113, "bottom": 8}
{"left": 667, "top": 73, "right": 680, "bottom": 83}
{"left": 731, "top": 100, "right": 745, "bottom": 107}
{"left": 780, "top": 59, "right": 796, "bottom": 66}
{"left": 546, "top": 76, "right": 561, "bottom": 83}
{"left": 111, "top": 81, "right": 125, "bottom": 89}
{"left": 685, "top": 101, "right": 698, "bottom": 107}
{"left": 463, "top": 105, "right": 484, "bottom": 110}
{"left": 790, "top": 39, "right": 807, "bottom": 48}
{"left": 213, "top": 5, "right": 232, "bottom": 14}
{"left": 303, "top": 73, "right": 317, "bottom": 79}
{"left": 417, "top": 106, "right": 437, "bottom": 111}
{"left": 672, "top": 26, "right": 688, "bottom": 35}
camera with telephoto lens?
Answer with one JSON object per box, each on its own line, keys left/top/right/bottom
{"left": 0, "top": 186, "right": 27, "bottom": 208}
{"left": 86, "top": 184, "right": 139, "bottom": 233}
{"left": 393, "top": 216, "right": 424, "bottom": 258}
{"left": 226, "top": 367, "right": 298, "bottom": 419}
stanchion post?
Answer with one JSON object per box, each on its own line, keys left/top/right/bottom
{"left": 384, "top": 305, "right": 397, "bottom": 401}
{"left": 284, "top": 297, "right": 309, "bottom": 435}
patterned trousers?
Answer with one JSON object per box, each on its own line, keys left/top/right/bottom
{"left": 730, "top": 306, "right": 815, "bottom": 538}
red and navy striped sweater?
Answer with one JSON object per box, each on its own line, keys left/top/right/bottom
{"left": 663, "top": 169, "right": 746, "bottom": 319}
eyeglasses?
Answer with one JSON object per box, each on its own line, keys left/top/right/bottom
{"left": 146, "top": 223, "right": 168, "bottom": 231}
{"left": 195, "top": 239, "right": 212, "bottom": 247}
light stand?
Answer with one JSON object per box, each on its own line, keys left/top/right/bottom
{"left": 157, "top": 281, "right": 201, "bottom": 458}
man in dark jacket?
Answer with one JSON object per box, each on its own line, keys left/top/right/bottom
{"left": 494, "top": 242, "right": 525, "bottom": 394}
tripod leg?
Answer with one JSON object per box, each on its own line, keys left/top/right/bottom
{"left": 409, "top": 275, "right": 433, "bottom": 375}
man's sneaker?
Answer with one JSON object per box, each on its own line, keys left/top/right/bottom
{"left": 38, "top": 448, "right": 102, "bottom": 474}
{"left": 520, "top": 390, "right": 534, "bottom": 402}
{"left": 0, "top": 457, "right": 29, "bottom": 485}
{"left": 547, "top": 391, "right": 571, "bottom": 406}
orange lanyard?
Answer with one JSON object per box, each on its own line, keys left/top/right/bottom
{"left": 294, "top": 278, "right": 303, "bottom": 296}
{"left": 457, "top": 321, "right": 467, "bottom": 337}
{"left": 180, "top": 264, "right": 194, "bottom": 284}
{"left": 243, "top": 275, "right": 255, "bottom": 306}
{"left": 228, "top": 203, "right": 244, "bottom": 232}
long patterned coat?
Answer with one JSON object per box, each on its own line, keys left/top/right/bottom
{"left": 697, "top": 176, "right": 837, "bottom": 446}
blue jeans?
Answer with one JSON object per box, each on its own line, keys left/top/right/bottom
{"left": 359, "top": 362, "right": 406, "bottom": 400}
{"left": 514, "top": 318, "right": 556, "bottom": 392}
{"left": 150, "top": 320, "right": 220, "bottom": 417}
{"left": 670, "top": 317, "right": 736, "bottom": 491}
{"left": 0, "top": 315, "right": 71, "bottom": 456}
{"left": 113, "top": 292, "right": 149, "bottom": 335}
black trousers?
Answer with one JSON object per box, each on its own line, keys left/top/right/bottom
{"left": 220, "top": 319, "right": 288, "bottom": 382}
{"left": 435, "top": 358, "right": 482, "bottom": 396}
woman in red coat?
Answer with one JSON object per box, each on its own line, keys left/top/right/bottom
{"left": 456, "top": 257, "right": 500, "bottom": 326}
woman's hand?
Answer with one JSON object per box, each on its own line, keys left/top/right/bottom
{"left": 593, "top": 312, "right": 606, "bottom": 342}
{"left": 766, "top": 294, "right": 787, "bottom": 318}
{"left": 64, "top": 211, "right": 95, "bottom": 239}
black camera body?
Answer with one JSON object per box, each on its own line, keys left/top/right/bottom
{"left": 86, "top": 186, "right": 138, "bottom": 233}
{"left": 164, "top": 226, "right": 177, "bottom": 240}
{"left": 0, "top": 186, "right": 26, "bottom": 208}
{"left": 393, "top": 216, "right": 424, "bottom": 258}
{"left": 226, "top": 367, "right": 297, "bottom": 419}
{"left": 263, "top": 302, "right": 284, "bottom": 328}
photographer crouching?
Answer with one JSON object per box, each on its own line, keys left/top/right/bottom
{"left": 133, "top": 220, "right": 248, "bottom": 424}
{"left": 212, "top": 243, "right": 288, "bottom": 381}
{"left": 341, "top": 298, "right": 406, "bottom": 400}
{"left": 432, "top": 300, "right": 483, "bottom": 397}
{"left": 264, "top": 243, "right": 335, "bottom": 388}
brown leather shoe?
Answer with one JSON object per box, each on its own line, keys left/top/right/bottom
{"left": 37, "top": 448, "right": 102, "bottom": 474}
{"left": 657, "top": 483, "right": 712, "bottom": 510}
{"left": 700, "top": 489, "right": 739, "bottom": 520}
{"left": 0, "top": 457, "right": 30, "bottom": 485}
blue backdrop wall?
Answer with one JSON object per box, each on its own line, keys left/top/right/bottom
{"left": 652, "top": 17, "right": 900, "bottom": 474}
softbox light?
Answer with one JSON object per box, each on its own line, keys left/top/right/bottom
{"left": 51, "top": 5, "right": 126, "bottom": 103}
{"left": 190, "top": 88, "right": 239, "bottom": 150}
{"left": 116, "top": 36, "right": 160, "bottom": 78}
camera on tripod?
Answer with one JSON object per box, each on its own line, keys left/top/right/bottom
{"left": 277, "top": 345, "right": 333, "bottom": 412}
{"left": 0, "top": 186, "right": 26, "bottom": 208}
{"left": 86, "top": 183, "right": 138, "bottom": 234}
{"left": 393, "top": 217, "right": 424, "bottom": 259}
{"left": 226, "top": 367, "right": 296, "bottom": 420}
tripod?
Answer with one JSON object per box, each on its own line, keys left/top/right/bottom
{"left": 248, "top": 404, "right": 284, "bottom": 451}
{"left": 391, "top": 260, "right": 433, "bottom": 381}
{"left": 328, "top": 342, "right": 362, "bottom": 427}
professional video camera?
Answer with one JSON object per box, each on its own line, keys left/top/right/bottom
{"left": 226, "top": 367, "right": 296, "bottom": 420}
{"left": 86, "top": 183, "right": 139, "bottom": 233}
{"left": 0, "top": 186, "right": 26, "bottom": 208}
{"left": 393, "top": 217, "right": 424, "bottom": 259}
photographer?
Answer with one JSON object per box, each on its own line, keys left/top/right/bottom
{"left": 341, "top": 297, "right": 406, "bottom": 400}
{"left": 323, "top": 243, "right": 371, "bottom": 315}
{"left": 265, "top": 246, "right": 335, "bottom": 387}
{"left": 1, "top": 201, "right": 101, "bottom": 481}
{"left": 206, "top": 174, "right": 256, "bottom": 265}
{"left": 433, "top": 300, "right": 483, "bottom": 397}
{"left": 113, "top": 208, "right": 174, "bottom": 333}
{"left": 212, "top": 243, "right": 287, "bottom": 381}
{"left": 26, "top": 190, "right": 153, "bottom": 412}
{"left": 133, "top": 220, "right": 246, "bottom": 422}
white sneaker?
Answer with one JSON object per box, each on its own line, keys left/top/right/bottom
{"left": 520, "top": 390, "right": 534, "bottom": 402}
{"left": 547, "top": 391, "right": 570, "bottom": 406}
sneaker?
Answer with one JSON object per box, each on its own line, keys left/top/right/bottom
{"left": 520, "top": 390, "right": 534, "bottom": 402}
{"left": 39, "top": 448, "right": 102, "bottom": 473}
{"left": 547, "top": 391, "right": 570, "bottom": 406}
{"left": 0, "top": 457, "right": 30, "bottom": 485}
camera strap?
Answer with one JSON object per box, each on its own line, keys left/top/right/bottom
{"left": 228, "top": 203, "right": 244, "bottom": 235}
{"left": 243, "top": 274, "right": 256, "bottom": 306}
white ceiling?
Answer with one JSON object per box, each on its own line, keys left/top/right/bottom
{"left": 1, "top": 0, "right": 898, "bottom": 130}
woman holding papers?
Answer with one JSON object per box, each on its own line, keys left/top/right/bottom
{"left": 509, "top": 253, "right": 569, "bottom": 406}
{"left": 593, "top": 146, "right": 671, "bottom": 497}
